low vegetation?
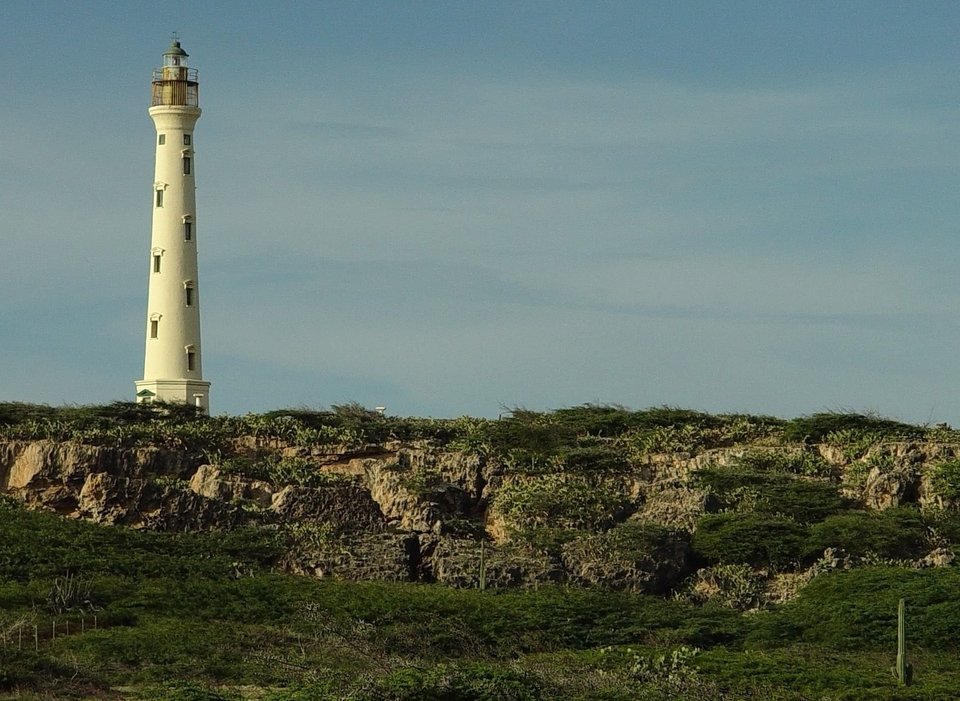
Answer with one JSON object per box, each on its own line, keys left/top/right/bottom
{"left": 3, "top": 402, "right": 960, "bottom": 698}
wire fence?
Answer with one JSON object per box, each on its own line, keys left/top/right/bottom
{"left": 0, "top": 614, "right": 100, "bottom": 651}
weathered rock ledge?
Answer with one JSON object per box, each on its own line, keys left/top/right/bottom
{"left": 3, "top": 437, "right": 959, "bottom": 595}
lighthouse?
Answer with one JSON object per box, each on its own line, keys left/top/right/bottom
{"left": 135, "top": 39, "right": 211, "bottom": 412}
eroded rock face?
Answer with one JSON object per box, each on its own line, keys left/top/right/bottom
{"left": 1, "top": 441, "right": 195, "bottom": 522}
{"left": 271, "top": 483, "right": 385, "bottom": 532}
{"left": 76, "top": 471, "right": 242, "bottom": 531}
{"left": 8, "top": 432, "right": 960, "bottom": 591}
{"left": 189, "top": 465, "right": 273, "bottom": 506}
{"left": 1, "top": 441, "right": 184, "bottom": 491}
{"left": 399, "top": 448, "right": 488, "bottom": 502}
{"left": 861, "top": 465, "right": 920, "bottom": 510}
{"left": 78, "top": 472, "right": 140, "bottom": 524}
{"left": 350, "top": 453, "right": 478, "bottom": 533}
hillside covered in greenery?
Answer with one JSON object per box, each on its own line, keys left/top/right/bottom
{"left": 3, "top": 403, "right": 960, "bottom": 699}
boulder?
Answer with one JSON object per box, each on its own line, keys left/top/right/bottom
{"left": 862, "top": 465, "right": 919, "bottom": 510}
{"left": 188, "top": 465, "right": 273, "bottom": 506}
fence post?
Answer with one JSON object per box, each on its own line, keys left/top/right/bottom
{"left": 479, "top": 539, "right": 487, "bottom": 592}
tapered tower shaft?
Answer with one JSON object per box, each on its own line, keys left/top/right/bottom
{"left": 135, "top": 40, "right": 210, "bottom": 412}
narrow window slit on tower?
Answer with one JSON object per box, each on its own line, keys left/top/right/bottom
{"left": 153, "top": 255, "right": 161, "bottom": 273}
{"left": 184, "top": 220, "right": 192, "bottom": 240}
{"left": 150, "top": 320, "right": 159, "bottom": 338}
{"left": 183, "top": 134, "right": 191, "bottom": 145}
{"left": 156, "top": 189, "right": 164, "bottom": 207}
{"left": 158, "top": 134, "right": 166, "bottom": 145}
{"left": 185, "top": 283, "right": 194, "bottom": 306}
{"left": 183, "top": 156, "right": 191, "bottom": 175}
{"left": 187, "top": 350, "right": 196, "bottom": 372}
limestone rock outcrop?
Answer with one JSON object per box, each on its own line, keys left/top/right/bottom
{"left": 5, "top": 431, "right": 960, "bottom": 592}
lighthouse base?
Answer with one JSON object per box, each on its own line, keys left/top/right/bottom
{"left": 135, "top": 379, "right": 211, "bottom": 414}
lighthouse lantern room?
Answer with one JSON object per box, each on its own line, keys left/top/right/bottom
{"left": 136, "top": 39, "right": 210, "bottom": 412}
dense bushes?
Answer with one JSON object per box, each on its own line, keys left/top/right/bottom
{"left": 1, "top": 504, "right": 959, "bottom": 699}
{"left": 748, "top": 567, "right": 960, "bottom": 651}
{"left": 807, "top": 508, "right": 928, "bottom": 560}
{"left": 782, "top": 412, "right": 924, "bottom": 443}
{"left": 0, "top": 500, "right": 282, "bottom": 581}
{"left": 691, "top": 513, "right": 808, "bottom": 568}
{"left": 351, "top": 663, "right": 545, "bottom": 701}
{"left": 929, "top": 459, "right": 960, "bottom": 502}
{"left": 492, "top": 474, "right": 629, "bottom": 533}
{"left": 693, "top": 505, "right": 931, "bottom": 569}
{"left": 561, "top": 522, "right": 690, "bottom": 593}
{"left": 695, "top": 468, "right": 848, "bottom": 523}
{"left": 732, "top": 449, "right": 833, "bottom": 478}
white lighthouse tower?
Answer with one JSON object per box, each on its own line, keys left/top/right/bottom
{"left": 135, "top": 39, "right": 211, "bottom": 412}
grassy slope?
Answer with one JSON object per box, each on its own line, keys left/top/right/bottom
{"left": 3, "top": 501, "right": 960, "bottom": 699}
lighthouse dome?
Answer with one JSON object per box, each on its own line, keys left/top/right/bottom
{"left": 163, "top": 40, "right": 189, "bottom": 58}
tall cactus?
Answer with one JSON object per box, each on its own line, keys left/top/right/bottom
{"left": 893, "top": 598, "right": 913, "bottom": 686}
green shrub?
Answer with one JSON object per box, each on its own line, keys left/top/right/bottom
{"left": 139, "top": 681, "right": 238, "bottom": 701}
{"left": 493, "top": 475, "right": 629, "bottom": 533}
{"left": 620, "top": 413, "right": 783, "bottom": 459}
{"left": 558, "top": 443, "right": 630, "bottom": 473}
{"left": 686, "top": 563, "right": 765, "bottom": 610}
{"left": 622, "top": 424, "right": 707, "bottom": 456}
{"left": 734, "top": 450, "right": 834, "bottom": 478}
{"left": 480, "top": 406, "right": 781, "bottom": 464}
{"left": 840, "top": 454, "right": 893, "bottom": 492}
{"left": 747, "top": 567, "right": 960, "bottom": 651}
{"left": 825, "top": 428, "right": 886, "bottom": 460}
{"left": 929, "top": 459, "right": 960, "bottom": 502}
{"left": 807, "top": 508, "right": 928, "bottom": 560}
{"left": 925, "top": 508, "right": 960, "bottom": 546}
{"left": 483, "top": 409, "right": 570, "bottom": 461}
{"left": 692, "top": 513, "right": 808, "bottom": 569}
{"left": 0, "top": 507, "right": 281, "bottom": 581}
{"left": 360, "top": 662, "right": 543, "bottom": 701}
{"left": 551, "top": 404, "right": 641, "bottom": 436}
{"left": 506, "top": 527, "right": 583, "bottom": 555}
{"left": 216, "top": 454, "right": 353, "bottom": 489}
{"left": 783, "top": 412, "right": 921, "bottom": 444}
{"left": 0, "top": 648, "right": 67, "bottom": 690}
{"left": 397, "top": 467, "right": 450, "bottom": 498}
{"left": 561, "top": 522, "right": 690, "bottom": 593}
{"left": 694, "top": 468, "right": 847, "bottom": 522}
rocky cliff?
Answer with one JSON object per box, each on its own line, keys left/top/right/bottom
{"left": 3, "top": 406, "right": 960, "bottom": 602}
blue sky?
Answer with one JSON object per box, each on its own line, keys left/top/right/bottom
{"left": 2, "top": 1, "right": 960, "bottom": 421}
